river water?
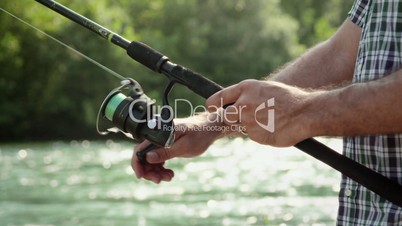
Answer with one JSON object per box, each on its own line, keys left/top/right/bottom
{"left": 0, "top": 138, "right": 342, "bottom": 226}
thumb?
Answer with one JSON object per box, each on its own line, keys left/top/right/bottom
{"left": 146, "top": 129, "right": 190, "bottom": 163}
{"left": 146, "top": 147, "right": 175, "bottom": 163}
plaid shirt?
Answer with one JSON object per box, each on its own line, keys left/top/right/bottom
{"left": 338, "top": 0, "right": 402, "bottom": 225}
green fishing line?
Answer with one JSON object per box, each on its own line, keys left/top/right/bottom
{"left": 105, "top": 93, "right": 126, "bottom": 120}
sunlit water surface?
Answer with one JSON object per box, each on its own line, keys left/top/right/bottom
{"left": 0, "top": 138, "right": 342, "bottom": 226}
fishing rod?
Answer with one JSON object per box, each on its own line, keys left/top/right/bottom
{"left": 34, "top": 0, "right": 402, "bottom": 207}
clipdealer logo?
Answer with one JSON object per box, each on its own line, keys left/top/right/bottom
{"left": 255, "top": 98, "right": 275, "bottom": 133}
{"left": 127, "top": 98, "right": 275, "bottom": 133}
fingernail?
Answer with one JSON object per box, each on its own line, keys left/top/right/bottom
{"left": 147, "top": 152, "right": 158, "bottom": 162}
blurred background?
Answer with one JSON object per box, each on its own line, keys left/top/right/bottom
{"left": 1, "top": 0, "right": 352, "bottom": 225}
{"left": 0, "top": 0, "right": 352, "bottom": 141}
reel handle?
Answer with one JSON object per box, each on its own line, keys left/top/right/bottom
{"left": 136, "top": 143, "right": 158, "bottom": 164}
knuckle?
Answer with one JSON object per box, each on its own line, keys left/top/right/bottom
{"left": 159, "top": 149, "right": 172, "bottom": 160}
{"left": 239, "top": 79, "right": 258, "bottom": 90}
{"left": 241, "top": 114, "right": 254, "bottom": 125}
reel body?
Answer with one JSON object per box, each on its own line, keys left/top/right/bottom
{"left": 97, "top": 79, "right": 175, "bottom": 147}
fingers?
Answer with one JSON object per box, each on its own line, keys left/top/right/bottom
{"left": 221, "top": 104, "right": 243, "bottom": 125}
{"left": 143, "top": 126, "right": 196, "bottom": 163}
{"left": 145, "top": 147, "right": 174, "bottom": 164}
{"left": 133, "top": 140, "right": 173, "bottom": 164}
{"left": 131, "top": 115, "right": 215, "bottom": 183}
{"left": 206, "top": 84, "right": 242, "bottom": 125}
{"left": 131, "top": 141, "right": 175, "bottom": 184}
{"left": 142, "top": 163, "right": 174, "bottom": 184}
{"left": 131, "top": 126, "right": 189, "bottom": 183}
{"left": 206, "top": 79, "right": 260, "bottom": 109}
{"left": 206, "top": 83, "right": 242, "bottom": 111}
{"left": 207, "top": 81, "right": 258, "bottom": 126}
{"left": 131, "top": 155, "right": 175, "bottom": 184}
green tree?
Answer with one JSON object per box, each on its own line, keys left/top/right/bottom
{"left": 280, "top": 0, "right": 353, "bottom": 46}
{"left": 1, "top": 0, "right": 346, "bottom": 141}
{"left": 122, "top": 0, "right": 303, "bottom": 113}
{"left": 0, "top": 0, "right": 124, "bottom": 140}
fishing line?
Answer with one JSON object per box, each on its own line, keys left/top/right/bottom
{"left": 0, "top": 7, "right": 126, "bottom": 81}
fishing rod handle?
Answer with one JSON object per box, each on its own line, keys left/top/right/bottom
{"left": 167, "top": 64, "right": 223, "bottom": 98}
{"left": 296, "top": 138, "right": 402, "bottom": 207}
{"left": 127, "top": 41, "right": 167, "bottom": 72}
{"left": 127, "top": 41, "right": 223, "bottom": 98}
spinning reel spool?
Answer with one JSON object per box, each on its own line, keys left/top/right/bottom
{"left": 97, "top": 78, "right": 175, "bottom": 148}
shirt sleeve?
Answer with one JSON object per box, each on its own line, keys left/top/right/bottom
{"left": 348, "top": 0, "right": 369, "bottom": 28}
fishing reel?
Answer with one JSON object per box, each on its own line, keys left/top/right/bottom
{"left": 97, "top": 78, "right": 175, "bottom": 148}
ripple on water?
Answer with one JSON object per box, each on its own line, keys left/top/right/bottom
{"left": 0, "top": 139, "right": 341, "bottom": 226}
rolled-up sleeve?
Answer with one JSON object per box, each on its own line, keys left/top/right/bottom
{"left": 348, "top": 0, "right": 369, "bottom": 28}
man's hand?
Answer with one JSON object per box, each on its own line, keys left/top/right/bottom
{"left": 206, "top": 79, "right": 315, "bottom": 147}
{"left": 131, "top": 113, "right": 227, "bottom": 183}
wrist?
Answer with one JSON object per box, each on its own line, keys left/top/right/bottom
{"left": 300, "top": 89, "right": 340, "bottom": 138}
{"left": 205, "top": 111, "right": 243, "bottom": 138}
{"left": 178, "top": 111, "right": 232, "bottom": 140}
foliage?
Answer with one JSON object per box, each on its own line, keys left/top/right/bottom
{"left": 0, "top": 0, "right": 351, "bottom": 141}
{"left": 280, "top": 0, "right": 353, "bottom": 46}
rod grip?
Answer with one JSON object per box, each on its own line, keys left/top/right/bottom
{"left": 169, "top": 65, "right": 223, "bottom": 99}
{"left": 127, "top": 41, "right": 223, "bottom": 98}
{"left": 295, "top": 138, "right": 402, "bottom": 207}
{"left": 127, "top": 41, "right": 168, "bottom": 72}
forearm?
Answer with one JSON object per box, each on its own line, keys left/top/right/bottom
{"left": 270, "top": 41, "right": 353, "bottom": 88}
{"left": 306, "top": 72, "right": 402, "bottom": 137}
{"left": 269, "top": 20, "right": 360, "bottom": 89}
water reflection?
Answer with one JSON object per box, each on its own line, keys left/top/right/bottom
{"left": 0, "top": 138, "right": 342, "bottom": 225}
